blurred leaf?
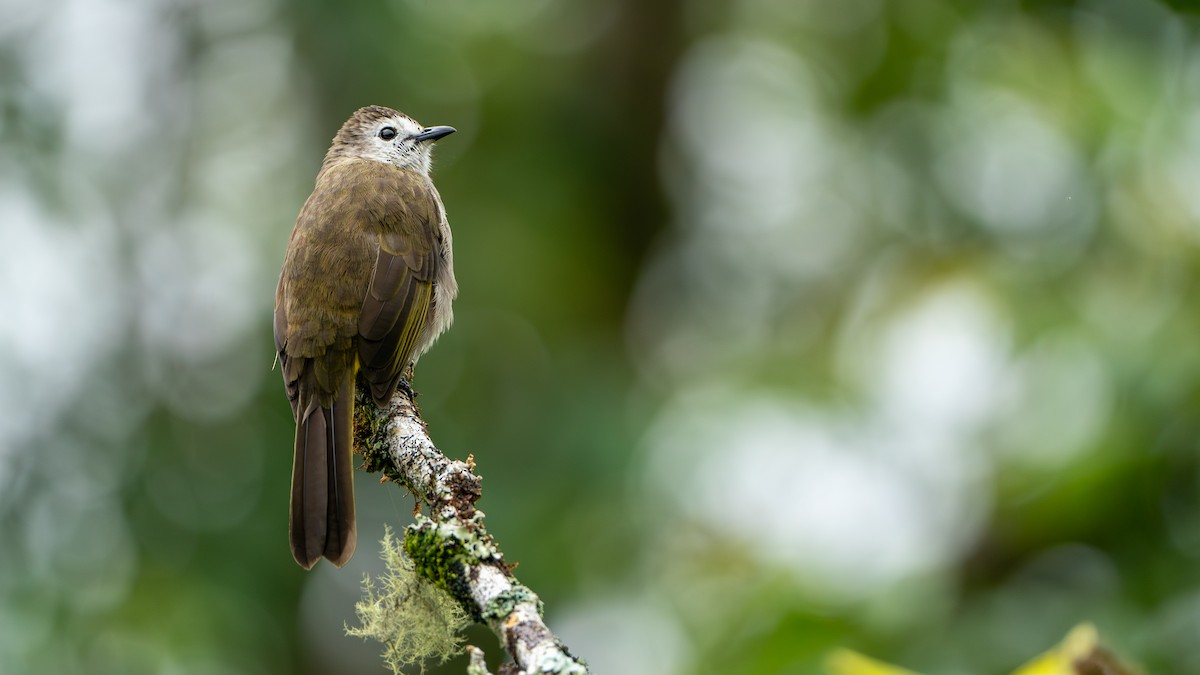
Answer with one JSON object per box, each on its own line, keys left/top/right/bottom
{"left": 826, "top": 648, "right": 924, "bottom": 675}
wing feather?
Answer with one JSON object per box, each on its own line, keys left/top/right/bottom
{"left": 357, "top": 172, "right": 440, "bottom": 405}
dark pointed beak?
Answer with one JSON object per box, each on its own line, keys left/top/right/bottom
{"left": 411, "top": 125, "right": 456, "bottom": 143}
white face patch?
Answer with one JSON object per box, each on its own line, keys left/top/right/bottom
{"left": 361, "top": 115, "right": 436, "bottom": 175}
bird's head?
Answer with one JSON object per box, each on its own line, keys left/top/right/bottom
{"left": 325, "top": 105, "right": 455, "bottom": 175}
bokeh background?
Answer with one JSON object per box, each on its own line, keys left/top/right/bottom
{"left": 2, "top": 0, "right": 1200, "bottom": 672}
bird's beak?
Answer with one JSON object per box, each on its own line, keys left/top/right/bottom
{"left": 411, "top": 126, "right": 456, "bottom": 143}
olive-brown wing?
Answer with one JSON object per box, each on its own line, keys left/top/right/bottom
{"left": 357, "top": 182, "right": 439, "bottom": 405}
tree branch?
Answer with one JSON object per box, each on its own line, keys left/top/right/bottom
{"left": 356, "top": 386, "right": 588, "bottom": 674}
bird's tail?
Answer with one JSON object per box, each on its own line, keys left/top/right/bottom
{"left": 289, "top": 371, "right": 356, "bottom": 569}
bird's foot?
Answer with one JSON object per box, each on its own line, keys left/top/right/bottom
{"left": 397, "top": 376, "right": 417, "bottom": 400}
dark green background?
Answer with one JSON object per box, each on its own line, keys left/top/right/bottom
{"left": 1, "top": 0, "right": 1199, "bottom": 673}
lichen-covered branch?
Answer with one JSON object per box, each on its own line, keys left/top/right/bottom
{"left": 356, "top": 386, "right": 588, "bottom": 674}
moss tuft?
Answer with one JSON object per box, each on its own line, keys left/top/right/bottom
{"left": 346, "top": 527, "right": 469, "bottom": 675}
{"left": 403, "top": 516, "right": 485, "bottom": 620}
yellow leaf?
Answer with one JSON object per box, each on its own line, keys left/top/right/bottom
{"left": 825, "top": 648, "right": 925, "bottom": 675}
{"left": 1011, "top": 623, "right": 1099, "bottom": 675}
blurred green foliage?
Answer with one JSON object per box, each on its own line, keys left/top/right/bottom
{"left": 2, "top": 0, "right": 1200, "bottom": 673}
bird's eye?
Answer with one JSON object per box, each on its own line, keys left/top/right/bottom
{"left": 379, "top": 127, "right": 398, "bottom": 141}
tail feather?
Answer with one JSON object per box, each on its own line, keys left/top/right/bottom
{"left": 290, "top": 372, "right": 357, "bottom": 569}
{"left": 324, "top": 376, "right": 356, "bottom": 564}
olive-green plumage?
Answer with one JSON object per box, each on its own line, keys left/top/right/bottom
{"left": 274, "top": 106, "right": 457, "bottom": 569}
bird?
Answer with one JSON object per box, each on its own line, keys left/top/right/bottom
{"left": 273, "top": 105, "right": 458, "bottom": 569}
